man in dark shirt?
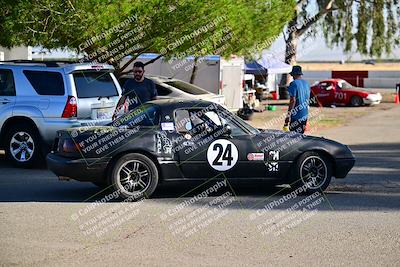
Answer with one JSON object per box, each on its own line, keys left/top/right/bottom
{"left": 113, "top": 61, "right": 157, "bottom": 119}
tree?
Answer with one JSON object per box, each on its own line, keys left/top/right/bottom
{"left": 280, "top": 0, "right": 400, "bottom": 85}
{"left": 0, "top": 0, "right": 296, "bottom": 77}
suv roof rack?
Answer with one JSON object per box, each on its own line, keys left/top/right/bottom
{"left": 0, "top": 59, "right": 91, "bottom": 67}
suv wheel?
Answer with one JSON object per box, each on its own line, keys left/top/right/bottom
{"left": 109, "top": 153, "right": 159, "bottom": 200}
{"left": 5, "top": 124, "right": 42, "bottom": 168}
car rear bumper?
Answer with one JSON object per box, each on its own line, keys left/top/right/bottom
{"left": 334, "top": 158, "right": 356, "bottom": 178}
{"left": 46, "top": 153, "right": 110, "bottom": 182}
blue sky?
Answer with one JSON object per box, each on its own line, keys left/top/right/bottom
{"left": 32, "top": 32, "right": 400, "bottom": 62}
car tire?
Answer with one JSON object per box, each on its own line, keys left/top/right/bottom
{"left": 108, "top": 153, "right": 159, "bottom": 200}
{"left": 5, "top": 123, "right": 42, "bottom": 168}
{"left": 350, "top": 95, "right": 363, "bottom": 107}
{"left": 291, "top": 151, "right": 332, "bottom": 194}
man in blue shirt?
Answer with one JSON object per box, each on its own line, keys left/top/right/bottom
{"left": 113, "top": 61, "right": 157, "bottom": 119}
{"left": 284, "top": 65, "right": 310, "bottom": 134}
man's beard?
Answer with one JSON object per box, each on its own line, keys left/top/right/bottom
{"left": 134, "top": 74, "right": 143, "bottom": 81}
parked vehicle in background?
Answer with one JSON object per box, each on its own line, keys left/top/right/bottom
{"left": 119, "top": 75, "right": 226, "bottom": 107}
{"left": 311, "top": 79, "right": 382, "bottom": 107}
{"left": 0, "top": 60, "right": 122, "bottom": 167}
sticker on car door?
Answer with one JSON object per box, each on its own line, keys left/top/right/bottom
{"left": 207, "top": 139, "right": 238, "bottom": 171}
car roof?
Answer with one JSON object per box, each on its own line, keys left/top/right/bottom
{"left": 0, "top": 60, "right": 114, "bottom": 73}
{"left": 320, "top": 79, "right": 345, "bottom": 83}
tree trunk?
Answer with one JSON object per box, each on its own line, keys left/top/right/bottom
{"left": 280, "top": 15, "right": 298, "bottom": 87}
{"left": 189, "top": 56, "right": 199, "bottom": 84}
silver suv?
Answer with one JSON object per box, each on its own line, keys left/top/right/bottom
{"left": 0, "top": 61, "right": 122, "bottom": 167}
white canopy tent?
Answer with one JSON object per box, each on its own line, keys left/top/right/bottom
{"left": 256, "top": 54, "right": 291, "bottom": 74}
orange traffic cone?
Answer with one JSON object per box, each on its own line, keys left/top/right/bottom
{"left": 395, "top": 94, "right": 399, "bottom": 104}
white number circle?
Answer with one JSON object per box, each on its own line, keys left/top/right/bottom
{"left": 207, "top": 139, "right": 238, "bottom": 171}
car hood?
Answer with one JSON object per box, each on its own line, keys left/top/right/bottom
{"left": 342, "top": 87, "right": 379, "bottom": 95}
{"left": 256, "top": 129, "right": 354, "bottom": 159}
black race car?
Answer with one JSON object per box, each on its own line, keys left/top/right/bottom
{"left": 46, "top": 99, "right": 355, "bottom": 199}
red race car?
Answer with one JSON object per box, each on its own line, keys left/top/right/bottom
{"left": 311, "top": 79, "right": 382, "bottom": 107}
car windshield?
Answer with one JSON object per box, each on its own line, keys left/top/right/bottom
{"left": 337, "top": 80, "right": 353, "bottom": 89}
{"left": 218, "top": 106, "right": 260, "bottom": 135}
{"left": 73, "top": 71, "right": 118, "bottom": 98}
{"left": 111, "top": 104, "right": 160, "bottom": 128}
{"left": 165, "top": 80, "right": 210, "bottom": 95}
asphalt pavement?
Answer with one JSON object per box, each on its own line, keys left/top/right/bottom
{"left": 0, "top": 105, "right": 399, "bottom": 266}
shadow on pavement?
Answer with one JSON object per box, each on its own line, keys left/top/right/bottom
{"left": 0, "top": 144, "right": 399, "bottom": 211}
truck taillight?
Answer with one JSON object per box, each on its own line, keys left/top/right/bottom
{"left": 62, "top": 96, "right": 77, "bottom": 118}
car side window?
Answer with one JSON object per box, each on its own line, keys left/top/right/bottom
{"left": 156, "top": 84, "right": 172, "bottom": 96}
{"left": 174, "top": 109, "right": 221, "bottom": 135}
{"left": 0, "top": 69, "right": 16, "bottom": 96}
{"left": 218, "top": 113, "right": 247, "bottom": 136}
{"left": 175, "top": 109, "right": 191, "bottom": 133}
{"left": 23, "top": 70, "right": 65, "bottom": 96}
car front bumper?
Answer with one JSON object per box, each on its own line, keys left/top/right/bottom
{"left": 363, "top": 93, "right": 382, "bottom": 105}
{"left": 334, "top": 158, "right": 356, "bottom": 178}
{"left": 46, "top": 153, "right": 110, "bottom": 182}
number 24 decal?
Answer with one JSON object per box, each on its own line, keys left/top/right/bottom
{"left": 207, "top": 139, "right": 238, "bottom": 171}
{"left": 212, "top": 143, "right": 233, "bottom": 166}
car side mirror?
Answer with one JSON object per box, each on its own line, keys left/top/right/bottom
{"left": 223, "top": 124, "right": 232, "bottom": 137}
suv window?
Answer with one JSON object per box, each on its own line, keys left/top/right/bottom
{"left": 0, "top": 69, "right": 16, "bottom": 96}
{"left": 24, "top": 70, "right": 65, "bottom": 95}
{"left": 73, "top": 71, "right": 118, "bottom": 98}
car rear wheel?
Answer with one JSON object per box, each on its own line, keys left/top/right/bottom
{"left": 5, "top": 124, "right": 42, "bottom": 168}
{"left": 291, "top": 152, "right": 332, "bottom": 194}
{"left": 350, "top": 95, "right": 363, "bottom": 107}
{"left": 109, "top": 153, "right": 159, "bottom": 200}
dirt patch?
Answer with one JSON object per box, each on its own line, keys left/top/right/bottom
{"left": 248, "top": 102, "right": 396, "bottom": 131}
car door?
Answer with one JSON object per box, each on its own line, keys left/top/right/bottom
{"left": 0, "top": 69, "right": 16, "bottom": 129}
{"left": 334, "top": 80, "right": 349, "bottom": 105}
{"left": 215, "top": 109, "right": 268, "bottom": 179}
{"left": 172, "top": 107, "right": 267, "bottom": 179}
{"left": 316, "top": 82, "right": 335, "bottom": 105}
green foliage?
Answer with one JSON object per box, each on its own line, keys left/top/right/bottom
{"left": 0, "top": 0, "right": 296, "bottom": 64}
{"left": 321, "top": 0, "right": 400, "bottom": 57}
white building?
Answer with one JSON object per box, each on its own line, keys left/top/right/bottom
{"left": 0, "top": 46, "right": 32, "bottom": 61}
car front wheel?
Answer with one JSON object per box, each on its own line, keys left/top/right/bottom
{"left": 292, "top": 152, "right": 332, "bottom": 194}
{"left": 350, "top": 95, "right": 363, "bottom": 107}
{"left": 109, "top": 153, "right": 159, "bottom": 200}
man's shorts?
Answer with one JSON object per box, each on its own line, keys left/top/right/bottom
{"left": 289, "top": 119, "right": 307, "bottom": 134}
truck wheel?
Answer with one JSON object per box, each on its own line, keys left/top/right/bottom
{"left": 350, "top": 95, "right": 363, "bottom": 107}
{"left": 291, "top": 152, "right": 332, "bottom": 194}
{"left": 109, "top": 153, "right": 159, "bottom": 200}
{"left": 5, "top": 124, "right": 42, "bottom": 168}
